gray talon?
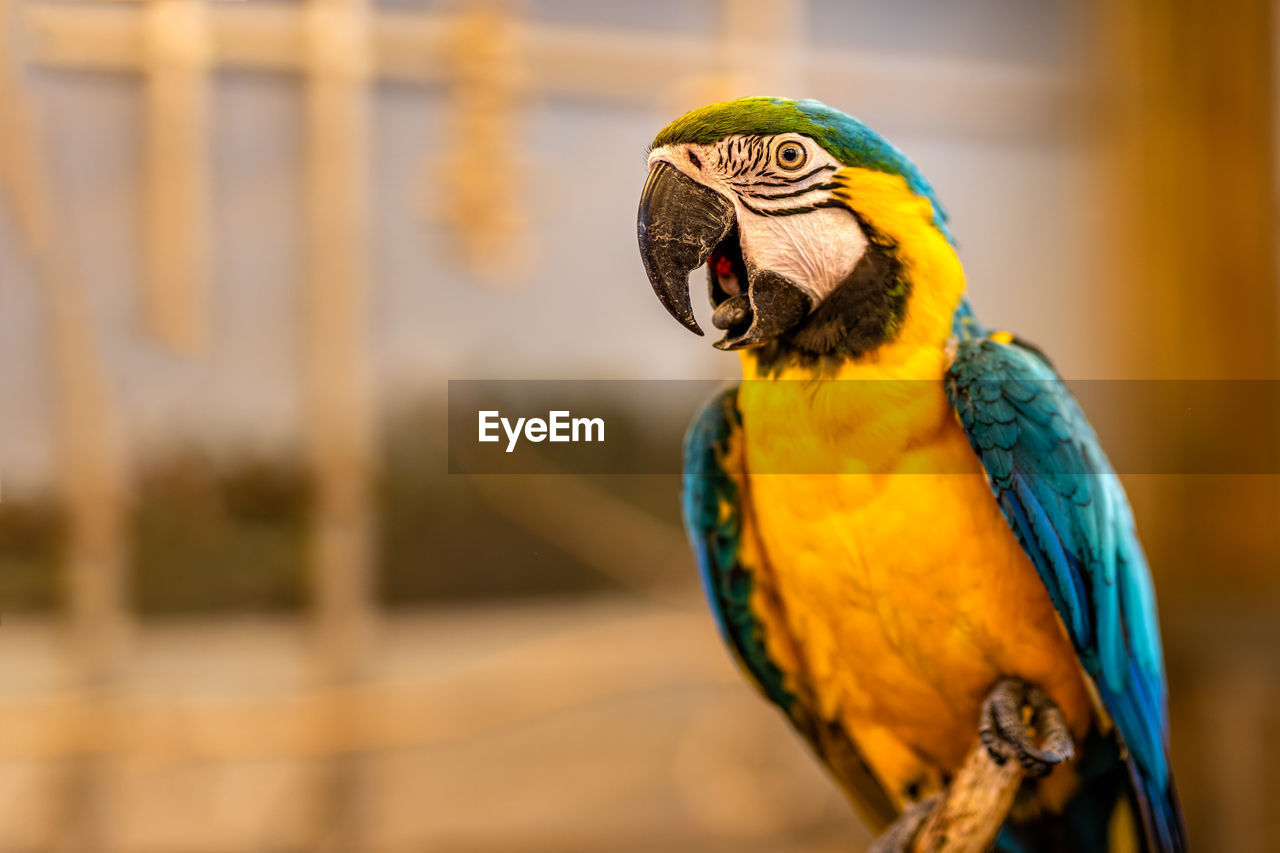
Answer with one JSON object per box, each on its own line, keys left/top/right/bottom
{"left": 979, "top": 677, "right": 1075, "bottom": 778}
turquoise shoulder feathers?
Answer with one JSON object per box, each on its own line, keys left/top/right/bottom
{"left": 945, "top": 328, "right": 1187, "bottom": 853}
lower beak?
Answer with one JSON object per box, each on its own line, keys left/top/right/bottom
{"left": 636, "top": 161, "right": 735, "bottom": 336}
{"left": 712, "top": 270, "right": 811, "bottom": 350}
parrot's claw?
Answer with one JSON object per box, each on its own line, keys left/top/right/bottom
{"left": 979, "top": 677, "right": 1075, "bottom": 778}
{"left": 867, "top": 794, "right": 941, "bottom": 853}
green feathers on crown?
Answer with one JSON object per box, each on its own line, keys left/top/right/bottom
{"left": 652, "top": 96, "right": 950, "bottom": 239}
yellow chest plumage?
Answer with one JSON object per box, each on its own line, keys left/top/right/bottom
{"left": 734, "top": 362, "right": 1093, "bottom": 806}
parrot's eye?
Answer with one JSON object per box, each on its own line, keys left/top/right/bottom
{"left": 775, "top": 141, "right": 807, "bottom": 171}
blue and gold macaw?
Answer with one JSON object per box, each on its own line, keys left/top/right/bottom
{"left": 636, "top": 98, "right": 1186, "bottom": 852}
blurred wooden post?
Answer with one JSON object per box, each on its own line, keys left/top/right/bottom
{"left": 1198, "top": 660, "right": 1270, "bottom": 852}
{"left": 0, "top": 4, "right": 128, "bottom": 850}
{"left": 1091, "top": 4, "right": 1278, "bottom": 844}
{"left": 141, "top": 0, "right": 211, "bottom": 355}
{"left": 302, "top": 0, "right": 376, "bottom": 848}
{"left": 435, "top": 0, "right": 530, "bottom": 283}
{"left": 1091, "top": 0, "right": 1279, "bottom": 590}
{"left": 1095, "top": 0, "right": 1277, "bottom": 382}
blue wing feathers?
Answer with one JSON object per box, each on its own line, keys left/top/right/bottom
{"left": 1011, "top": 474, "right": 1091, "bottom": 641}
{"left": 947, "top": 335, "right": 1186, "bottom": 852}
{"left": 682, "top": 388, "right": 795, "bottom": 709}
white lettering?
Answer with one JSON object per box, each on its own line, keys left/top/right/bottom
{"left": 572, "top": 417, "right": 605, "bottom": 442}
{"left": 549, "top": 410, "right": 570, "bottom": 442}
{"left": 481, "top": 410, "right": 605, "bottom": 452}
{"left": 502, "top": 417, "right": 525, "bottom": 453}
{"left": 478, "top": 410, "right": 500, "bottom": 442}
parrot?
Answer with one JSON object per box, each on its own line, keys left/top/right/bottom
{"left": 634, "top": 97, "right": 1187, "bottom": 852}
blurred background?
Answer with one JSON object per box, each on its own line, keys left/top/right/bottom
{"left": 1, "top": 0, "right": 1278, "bottom": 850}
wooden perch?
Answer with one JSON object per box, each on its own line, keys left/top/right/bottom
{"left": 872, "top": 679, "right": 1074, "bottom": 853}
{"left": 911, "top": 738, "right": 1024, "bottom": 853}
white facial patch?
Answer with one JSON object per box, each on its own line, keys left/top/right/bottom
{"left": 737, "top": 205, "right": 867, "bottom": 304}
{"left": 647, "top": 133, "right": 868, "bottom": 308}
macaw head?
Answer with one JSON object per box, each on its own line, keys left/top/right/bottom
{"left": 638, "top": 97, "right": 963, "bottom": 361}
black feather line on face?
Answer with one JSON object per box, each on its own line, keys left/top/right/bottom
{"left": 730, "top": 137, "right": 754, "bottom": 177}
{"left": 738, "top": 197, "right": 847, "bottom": 218}
{"left": 729, "top": 164, "right": 836, "bottom": 190}
{"left": 740, "top": 180, "right": 840, "bottom": 201}
{"left": 748, "top": 218, "right": 911, "bottom": 374}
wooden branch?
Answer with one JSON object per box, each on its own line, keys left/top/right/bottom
{"left": 912, "top": 740, "right": 1024, "bottom": 853}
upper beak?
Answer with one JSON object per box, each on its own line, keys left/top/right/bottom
{"left": 636, "top": 161, "right": 735, "bottom": 336}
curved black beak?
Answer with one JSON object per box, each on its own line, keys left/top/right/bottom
{"left": 636, "top": 161, "right": 735, "bottom": 336}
